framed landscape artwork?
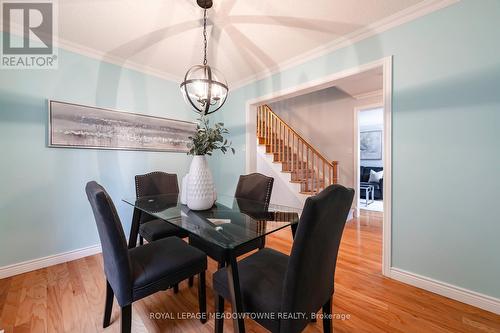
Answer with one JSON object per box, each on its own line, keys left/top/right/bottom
{"left": 360, "top": 130, "right": 382, "bottom": 160}
{"left": 48, "top": 100, "right": 196, "bottom": 152}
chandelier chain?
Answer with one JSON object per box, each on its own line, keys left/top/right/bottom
{"left": 203, "top": 7, "right": 208, "bottom": 65}
{"left": 180, "top": 0, "right": 227, "bottom": 115}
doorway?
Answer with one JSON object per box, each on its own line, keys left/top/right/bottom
{"left": 245, "top": 57, "right": 393, "bottom": 276}
{"left": 356, "top": 106, "right": 384, "bottom": 213}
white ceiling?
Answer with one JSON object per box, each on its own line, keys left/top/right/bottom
{"left": 335, "top": 67, "right": 383, "bottom": 98}
{"left": 51, "top": 0, "right": 438, "bottom": 87}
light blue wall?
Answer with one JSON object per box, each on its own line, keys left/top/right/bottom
{"left": 212, "top": 0, "right": 500, "bottom": 298}
{"left": 0, "top": 40, "right": 195, "bottom": 266}
{"left": 1, "top": 0, "right": 499, "bottom": 300}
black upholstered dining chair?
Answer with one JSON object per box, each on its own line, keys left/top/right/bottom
{"left": 135, "top": 172, "right": 189, "bottom": 245}
{"left": 188, "top": 173, "right": 274, "bottom": 267}
{"left": 234, "top": 172, "right": 274, "bottom": 203}
{"left": 212, "top": 184, "right": 354, "bottom": 333}
{"left": 85, "top": 181, "right": 208, "bottom": 333}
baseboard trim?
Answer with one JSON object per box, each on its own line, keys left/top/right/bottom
{"left": 0, "top": 244, "right": 102, "bottom": 279}
{"left": 3, "top": 246, "right": 498, "bottom": 316}
{"left": 347, "top": 208, "right": 355, "bottom": 221}
{"left": 390, "top": 268, "right": 500, "bottom": 315}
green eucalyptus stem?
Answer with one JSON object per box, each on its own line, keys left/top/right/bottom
{"left": 187, "top": 116, "right": 235, "bottom": 156}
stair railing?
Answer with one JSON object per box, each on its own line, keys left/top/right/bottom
{"left": 257, "top": 104, "right": 338, "bottom": 193}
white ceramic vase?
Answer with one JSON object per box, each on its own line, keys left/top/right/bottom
{"left": 180, "top": 174, "right": 189, "bottom": 205}
{"left": 186, "top": 155, "right": 216, "bottom": 210}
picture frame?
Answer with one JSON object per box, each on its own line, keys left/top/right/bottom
{"left": 48, "top": 100, "right": 196, "bottom": 153}
{"left": 360, "top": 130, "right": 382, "bottom": 160}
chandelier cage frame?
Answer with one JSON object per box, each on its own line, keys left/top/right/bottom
{"left": 180, "top": 0, "right": 228, "bottom": 116}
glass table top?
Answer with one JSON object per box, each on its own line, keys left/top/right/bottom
{"left": 122, "top": 194, "right": 301, "bottom": 249}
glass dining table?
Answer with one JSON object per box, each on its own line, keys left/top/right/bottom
{"left": 123, "top": 194, "right": 301, "bottom": 333}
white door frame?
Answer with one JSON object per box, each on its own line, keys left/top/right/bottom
{"left": 244, "top": 56, "right": 393, "bottom": 276}
{"left": 353, "top": 102, "right": 384, "bottom": 218}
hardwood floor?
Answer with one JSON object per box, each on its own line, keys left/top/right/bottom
{"left": 1, "top": 212, "right": 499, "bottom": 333}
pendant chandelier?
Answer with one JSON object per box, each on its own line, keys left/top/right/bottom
{"left": 180, "top": 0, "right": 228, "bottom": 116}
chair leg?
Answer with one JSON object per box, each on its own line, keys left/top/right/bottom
{"left": 103, "top": 280, "right": 114, "bottom": 328}
{"left": 198, "top": 271, "right": 207, "bottom": 323}
{"left": 121, "top": 304, "right": 132, "bottom": 333}
{"left": 322, "top": 297, "right": 333, "bottom": 333}
{"left": 214, "top": 293, "right": 224, "bottom": 333}
{"left": 173, "top": 283, "right": 179, "bottom": 293}
{"left": 139, "top": 235, "right": 144, "bottom": 246}
{"left": 259, "top": 236, "right": 266, "bottom": 249}
{"left": 188, "top": 276, "right": 194, "bottom": 287}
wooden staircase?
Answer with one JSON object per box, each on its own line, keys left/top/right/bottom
{"left": 257, "top": 105, "right": 338, "bottom": 195}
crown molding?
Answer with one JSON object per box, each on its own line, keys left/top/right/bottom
{"left": 0, "top": 21, "right": 183, "bottom": 82}
{"left": 56, "top": 37, "right": 183, "bottom": 83}
{"left": 230, "top": 0, "right": 460, "bottom": 90}
{"left": 1, "top": 0, "right": 459, "bottom": 87}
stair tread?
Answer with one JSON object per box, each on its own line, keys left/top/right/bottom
{"left": 258, "top": 105, "right": 338, "bottom": 197}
